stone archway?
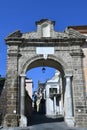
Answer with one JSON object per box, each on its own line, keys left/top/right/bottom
{"left": 21, "top": 55, "right": 67, "bottom": 74}
{"left": 1, "top": 19, "right": 87, "bottom": 127}
{"left": 19, "top": 55, "right": 74, "bottom": 126}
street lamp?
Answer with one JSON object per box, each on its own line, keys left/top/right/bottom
{"left": 42, "top": 67, "right": 46, "bottom": 73}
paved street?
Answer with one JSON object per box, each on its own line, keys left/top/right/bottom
{"left": 0, "top": 113, "right": 87, "bottom": 130}
{"left": 29, "top": 122, "right": 87, "bottom": 130}
{"left": 1, "top": 122, "right": 87, "bottom": 130}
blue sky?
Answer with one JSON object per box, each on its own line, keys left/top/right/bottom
{"left": 26, "top": 67, "right": 56, "bottom": 92}
{"left": 0, "top": 0, "right": 87, "bottom": 90}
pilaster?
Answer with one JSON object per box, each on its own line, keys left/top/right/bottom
{"left": 3, "top": 47, "right": 19, "bottom": 126}
{"left": 19, "top": 74, "right": 27, "bottom": 127}
{"left": 71, "top": 49, "right": 87, "bottom": 127}
{"left": 64, "top": 73, "right": 75, "bottom": 126}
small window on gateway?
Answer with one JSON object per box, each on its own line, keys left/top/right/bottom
{"left": 42, "top": 24, "right": 50, "bottom": 37}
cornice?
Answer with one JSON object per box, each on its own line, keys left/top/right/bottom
{"left": 5, "top": 37, "right": 85, "bottom": 46}
{"left": 35, "top": 19, "right": 55, "bottom": 25}
{"left": 70, "top": 51, "right": 84, "bottom": 57}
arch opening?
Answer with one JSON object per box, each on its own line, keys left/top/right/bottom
{"left": 20, "top": 57, "right": 66, "bottom": 126}
{"left": 22, "top": 56, "right": 66, "bottom": 77}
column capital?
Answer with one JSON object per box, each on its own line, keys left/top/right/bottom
{"left": 65, "top": 74, "right": 73, "bottom": 77}
{"left": 20, "top": 74, "right": 26, "bottom": 77}
{"left": 65, "top": 69, "right": 73, "bottom": 78}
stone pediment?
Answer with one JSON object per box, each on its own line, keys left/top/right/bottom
{"left": 6, "top": 30, "right": 22, "bottom": 38}
{"left": 6, "top": 29, "right": 86, "bottom": 40}
{"left": 21, "top": 29, "right": 86, "bottom": 39}
{"left": 5, "top": 19, "right": 86, "bottom": 41}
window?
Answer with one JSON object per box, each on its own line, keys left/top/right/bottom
{"left": 49, "top": 88, "right": 57, "bottom": 95}
{"left": 42, "top": 24, "right": 50, "bottom": 37}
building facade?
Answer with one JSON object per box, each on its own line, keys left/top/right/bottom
{"left": 45, "top": 71, "right": 63, "bottom": 117}
{"left": 68, "top": 26, "right": 87, "bottom": 93}
{"left": 0, "top": 19, "right": 87, "bottom": 127}
{"left": 25, "top": 78, "right": 33, "bottom": 99}
{"left": 25, "top": 79, "right": 33, "bottom": 119}
{"left": 33, "top": 81, "right": 46, "bottom": 113}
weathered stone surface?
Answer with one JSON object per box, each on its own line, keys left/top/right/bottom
{"left": 0, "top": 19, "right": 87, "bottom": 127}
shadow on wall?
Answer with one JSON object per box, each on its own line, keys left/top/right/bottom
{"left": 0, "top": 77, "right": 6, "bottom": 125}
{"left": 39, "top": 98, "right": 46, "bottom": 114}
{"left": 25, "top": 90, "right": 32, "bottom": 118}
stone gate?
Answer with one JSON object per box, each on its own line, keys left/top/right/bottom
{"left": 1, "top": 19, "right": 87, "bottom": 127}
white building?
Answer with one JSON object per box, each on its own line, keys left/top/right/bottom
{"left": 45, "top": 71, "right": 64, "bottom": 117}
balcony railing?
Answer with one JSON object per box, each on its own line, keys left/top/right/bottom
{"left": 49, "top": 91, "right": 61, "bottom": 97}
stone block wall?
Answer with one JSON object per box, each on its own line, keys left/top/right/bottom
{"left": 2, "top": 19, "right": 87, "bottom": 127}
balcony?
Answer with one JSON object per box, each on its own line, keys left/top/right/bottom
{"left": 49, "top": 88, "right": 61, "bottom": 98}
